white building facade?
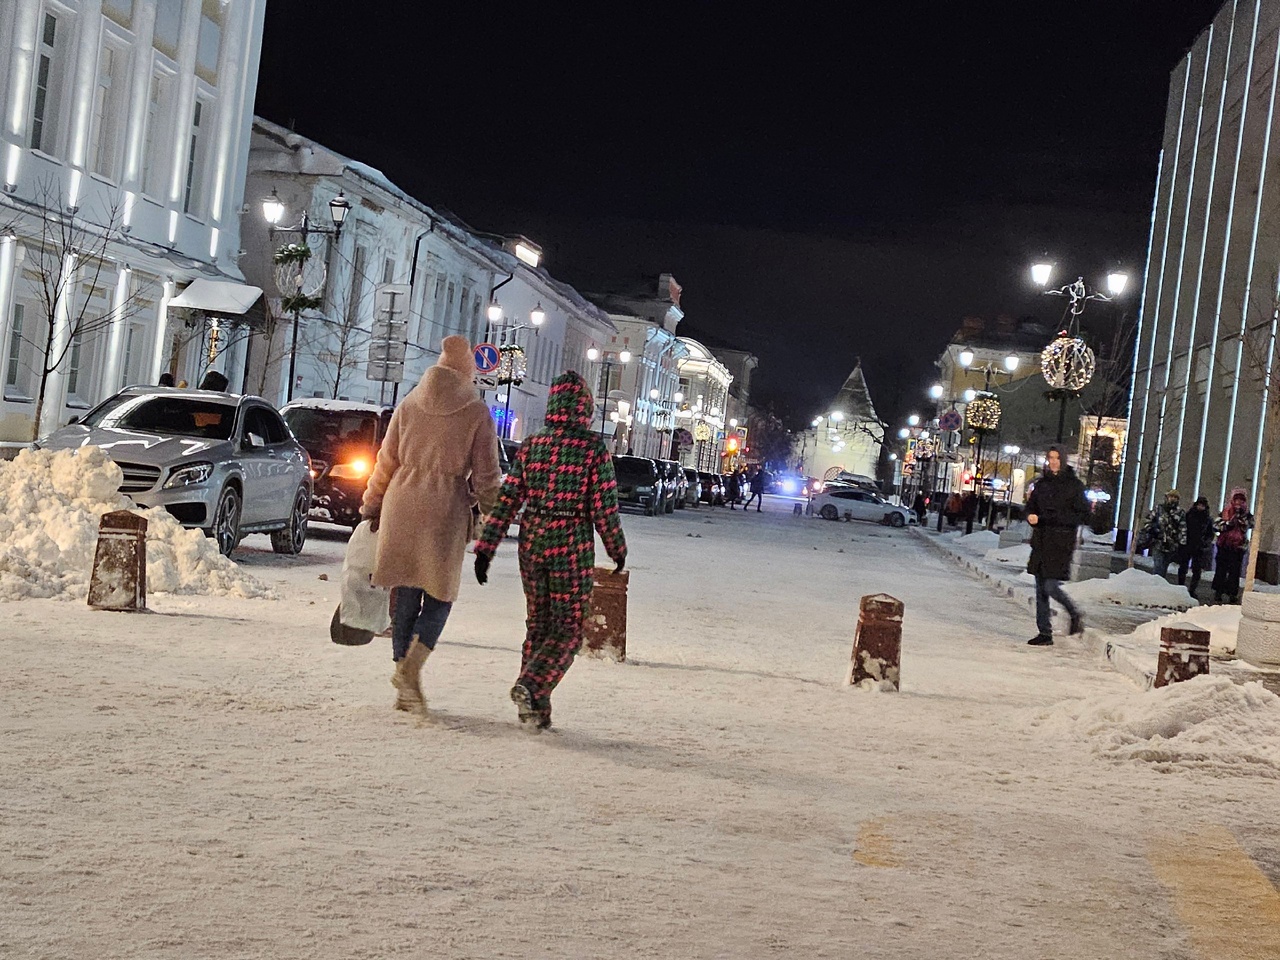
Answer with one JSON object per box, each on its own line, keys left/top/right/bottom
{"left": 1119, "top": 0, "right": 1280, "bottom": 572}
{"left": 0, "top": 0, "right": 266, "bottom": 442}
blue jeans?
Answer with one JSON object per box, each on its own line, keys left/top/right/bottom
{"left": 391, "top": 587, "right": 452, "bottom": 661}
{"left": 1035, "top": 575, "right": 1079, "bottom": 638}
{"left": 1150, "top": 549, "right": 1174, "bottom": 579}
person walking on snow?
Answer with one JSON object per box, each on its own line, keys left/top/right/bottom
{"left": 360, "top": 336, "right": 502, "bottom": 713}
{"left": 1142, "top": 489, "right": 1187, "bottom": 579}
{"left": 1211, "top": 487, "right": 1255, "bottom": 604}
{"left": 724, "top": 469, "right": 742, "bottom": 509}
{"left": 473, "top": 371, "right": 627, "bottom": 730}
{"left": 745, "top": 467, "right": 769, "bottom": 512}
{"left": 1025, "top": 447, "right": 1090, "bottom": 646}
{"left": 1178, "top": 495, "right": 1213, "bottom": 597}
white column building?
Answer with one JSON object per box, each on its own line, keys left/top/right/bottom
{"left": 0, "top": 0, "right": 266, "bottom": 444}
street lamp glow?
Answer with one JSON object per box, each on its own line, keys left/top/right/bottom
{"left": 487, "top": 300, "right": 503, "bottom": 323}
{"left": 530, "top": 302, "right": 546, "bottom": 326}
{"left": 889, "top": 453, "right": 897, "bottom": 461}
{"left": 328, "top": 191, "right": 351, "bottom": 230}
{"left": 1003, "top": 444, "right": 1020, "bottom": 455}
{"left": 829, "top": 410, "right": 845, "bottom": 422}
{"left": 898, "top": 427, "right": 910, "bottom": 439}
{"left": 587, "top": 347, "right": 600, "bottom": 362}
{"left": 674, "top": 392, "right": 683, "bottom": 403}
{"left": 958, "top": 349, "right": 975, "bottom": 368}
{"left": 963, "top": 388, "right": 977, "bottom": 402}
{"left": 929, "top": 383, "right": 944, "bottom": 400}
{"left": 1106, "top": 271, "right": 1129, "bottom": 296}
{"left": 1031, "top": 261, "right": 1054, "bottom": 286}
{"left": 811, "top": 417, "right": 822, "bottom": 427}
{"left": 1003, "top": 354, "right": 1019, "bottom": 373}
{"left": 649, "top": 388, "right": 660, "bottom": 400}
{"left": 907, "top": 414, "right": 920, "bottom": 427}
{"left": 262, "top": 189, "right": 285, "bottom": 226}
{"left": 729, "top": 418, "right": 738, "bottom": 428}
{"left": 618, "top": 350, "right": 632, "bottom": 364}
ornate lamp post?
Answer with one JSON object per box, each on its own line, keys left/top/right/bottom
{"left": 587, "top": 347, "right": 631, "bottom": 447}
{"left": 261, "top": 188, "right": 350, "bottom": 402}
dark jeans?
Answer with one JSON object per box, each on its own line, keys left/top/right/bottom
{"left": 1035, "top": 574, "right": 1079, "bottom": 638}
{"left": 744, "top": 490, "right": 762, "bottom": 509}
{"left": 1150, "top": 548, "right": 1175, "bottom": 579}
{"left": 391, "top": 587, "right": 452, "bottom": 661}
{"left": 1212, "top": 545, "right": 1245, "bottom": 601}
{"left": 1177, "top": 547, "right": 1207, "bottom": 594}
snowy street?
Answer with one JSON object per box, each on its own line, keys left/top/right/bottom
{"left": 4, "top": 497, "right": 1280, "bottom": 959}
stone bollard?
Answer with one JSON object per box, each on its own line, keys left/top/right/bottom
{"left": 847, "top": 593, "right": 903, "bottom": 690}
{"left": 582, "top": 567, "right": 629, "bottom": 662}
{"left": 1237, "top": 593, "right": 1280, "bottom": 667}
{"left": 793, "top": 503, "right": 803, "bottom": 516}
{"left": 1154, "top": 622, "right": 1210, "bottom": 687}
{"left": 87, "top": 510, "right": 147, "bottom": 611}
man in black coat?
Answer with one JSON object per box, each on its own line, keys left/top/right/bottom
{"left": 1025, "top": 448, "right": 1090, "bottom": 646}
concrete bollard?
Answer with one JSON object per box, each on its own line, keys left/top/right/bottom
{"left": 847, "top": 593, "right": 903, "bottom": 690}
{"left": 793, "top": 503, "right": 803, "bottom": 516}
{"left": 582, "top": 567, "right": 629, "bottom": 662}
{"left": 87, "top": 510, "right": 148, "bottom": 611}
{"left": 1154, "top": 623, "right": 1210, "bottom": 687}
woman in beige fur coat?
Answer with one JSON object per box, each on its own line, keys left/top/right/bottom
{"left": 361, "top": 335, "right": 502, "bottom": 712}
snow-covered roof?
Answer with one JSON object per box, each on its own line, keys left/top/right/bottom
{"left": 280, "top": 398, "right": 390, "bottom": 413}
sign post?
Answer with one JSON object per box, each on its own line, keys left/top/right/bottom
{"left": 367, "top": 283, "right": 410, "bottom": 404}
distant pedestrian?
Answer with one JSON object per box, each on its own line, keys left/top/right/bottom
{"left": 360, "top": 336, "right": 503, "bottom": 713}
{"left": 724, "top": 470, "right": 741, "bottom": 509}
{"left": 474, "top": 371, "right": 627, "bottom": 730}
{"left": 1024, "top": 447, "right": 1089, "bottom": 646}
{"left": 157, "top": 372, "right": 175, "bottom": 387}
{"left": 1142, "top": 489, "right": 1186, "bottom": 579}
{"left": 912, "top": 492, "right": 928, "bottom": 525}
{"left": 198, "top": 370, "right": 229, "bottom": 392}
{"left": 1211, "top": 487, "right": 1255, "bottom": 604}
{"left": 944, "top": 492, "right": 963, "bottom": 526}
{"left": 745, "top": 467, "right": 768, "bottom": 511}
{"left": 1178, "top": 496, "right": 1213, "bottom": 597}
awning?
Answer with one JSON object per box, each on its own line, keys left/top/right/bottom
{"left": 169, "top": 279, "right": 266, "bottom": 328}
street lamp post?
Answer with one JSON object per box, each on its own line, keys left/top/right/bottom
{"left": 1031, "top": 261, "right": 1128, "bottom": 444}
{"left": 955, "top": 352, "right": 1019, "bottom": 532}
{"left": 490, "top": 310, "right": 544, "bottom": 440}
{"left": 262, "top": 188, "right": 351, "bottom": 402}
{"left": 587, "top": 347, "right": 631, "bottom": 449}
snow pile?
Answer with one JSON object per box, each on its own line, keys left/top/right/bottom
{"left": 1034, "top": 675, "right": 1280, "bottom": 778}
{"left": 956, "top": 530, "right": 1000, "bottom": 551}
{"left": 0, "top": 447, "right": 273, "bottom": 601}
{"left": 1065, "top": 567, "right": 1198, "bottom": 610}
{"left": 1118, "top": 605, "right": 1243, "bottom": 658}
{"left": 984, "top": 543, "right": 1031, "bottom": 565}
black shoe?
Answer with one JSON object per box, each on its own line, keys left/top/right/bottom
{"left": 1027, "top": 635, "right": 1054, "bottom": 646}
{"left": 1069, "top": 613, "right": 1084, "bottom": 636}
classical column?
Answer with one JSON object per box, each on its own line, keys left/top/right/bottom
{"left": 38, "top": 253, "right": 80, "bottom": 438}
{"left": 99, "top": 264, "right": 132, "bottom": 393}
{"left": 149, "top": 279, "right": 176, "bottom": 383}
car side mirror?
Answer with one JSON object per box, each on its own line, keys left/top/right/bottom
{"left": 67, "top": 416, "right": 80, "bottom": 425}
{"left": 244, "top": 432, "right": 266, "bottom": 450}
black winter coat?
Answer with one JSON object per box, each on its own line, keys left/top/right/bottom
{"left": 1183, "top": 507, "right": 1213, "bottom": 556}
{"left": 1025, "top": 466, "right": 1089, "bottom": 580}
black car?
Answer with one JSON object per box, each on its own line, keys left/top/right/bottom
{"left": 281, "top": 400, "right": 392, "bottom": 526}
{"left": 612, "top": 455, "right": 663, "bottom": 516}
{"left": 657, "top": 459, "right": 685, "bottom": 512}
{"left": 698, "top": 471, "right": 724, "bottom": 506}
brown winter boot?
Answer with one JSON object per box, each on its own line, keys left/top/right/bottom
{"left": 392, "top": 638, "right": 432, "bottom": 713}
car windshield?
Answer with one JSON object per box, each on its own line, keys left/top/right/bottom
{"left": 283, "top": 408, "right": 378, "bottom": 448}
{"left": 82, "top": 394, "right": 237, "bottom": 440}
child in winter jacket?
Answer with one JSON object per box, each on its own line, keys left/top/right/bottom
{"left": 473, "top": 371, "right": 627, "bottom": 730}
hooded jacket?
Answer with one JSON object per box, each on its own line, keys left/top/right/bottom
{"left": 1025, "top": 464, "right": 1089, "bottom": 581}
{"left": 361, "top": 362, "right": 502, "bottom": 601}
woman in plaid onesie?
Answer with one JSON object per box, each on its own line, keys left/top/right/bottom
{"left": 474, "top": 371, "right": 627, "bottom": 730}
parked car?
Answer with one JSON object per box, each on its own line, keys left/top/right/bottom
{"left": 39, "top": 386, "right": 312, "bottom": 556}
{"left": 698, "top": 471, "right": 724, "bottom": 506}
{"left": 280, "top": 399, "right": 392, "bottom": 527}
{"left": 657, "top": 459, "right": 685, "bottom": 512}
{"left": 769, "top": 473, "right": 807, "bottom": 497}
{"left": 812, "top": 487, "right": 915, "bottom": 527}
{"left": 682, "top": 468, "right": 702, "bottom": 507}
{"left": 612, "top": 455, "right": 663, "bottom": 515}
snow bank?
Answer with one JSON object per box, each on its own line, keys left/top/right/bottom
{"left": 984, "top": 543, "right": 1031, "bottom": 565}
{"left": 1064, "top": 567, "right": 1197, "bottom": 610}
{"left": 956, "top": 530, "right": 1000, "bottom": 551}
{"left": 0, "top": 447, "right": 273, "bottom": 602}
{"left": 1110, "top": 604, "right": 1241, "bottom": 657}
{"left": 1034, "top": 675, "right": 1280, "bottom": 778}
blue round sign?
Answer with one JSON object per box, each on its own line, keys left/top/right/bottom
{"left": 939, "top": 409, "right": 963, "bottom": 432}
{"left": 473, "top": 343, "right": 500, "bottom": 374}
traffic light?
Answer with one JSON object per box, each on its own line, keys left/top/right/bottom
{"left": 726, "top": 437, "right": 740, "bottom": 453}
{"left": 961, "top": 471, "right": 973, "bottom": 486}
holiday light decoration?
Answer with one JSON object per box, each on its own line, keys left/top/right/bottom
{"left": 965, "top": 392, "right": 1001, "bottom": 432}
{"left": 1041, "top": 333, "right": 1095, "bottom": 393}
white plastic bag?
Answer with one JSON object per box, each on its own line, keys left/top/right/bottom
{"left": 337, "top": 520, "right": 391, "bottom": 635}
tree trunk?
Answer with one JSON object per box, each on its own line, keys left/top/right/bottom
{"left": 1244, "top": 406, "right": 1279, "bottom": 593}
{"left": 1127, "top": 453, "right": 1156, "bottom": 570}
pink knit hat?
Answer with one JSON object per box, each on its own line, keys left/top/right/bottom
{"left": 437, "top": 335, "right": 474, "bottom": 376}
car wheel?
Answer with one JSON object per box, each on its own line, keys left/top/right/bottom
{"left": 210, "top": 485, "right": 242, "bottom": 557}
{"left": 271, "top": 486, "right": 310, "bottom": 555}
{"left": 888, "top": 512, "right": 906, "bottom": 528}
{"left": 820, "top": 504, "right": 839, "bottom": 521}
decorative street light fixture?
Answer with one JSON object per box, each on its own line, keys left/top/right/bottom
{"left": 261, "top": 187, "right": 350, "bottom": 402}
{"left": 588, "top": 348, "right": 631, "bottom": 444}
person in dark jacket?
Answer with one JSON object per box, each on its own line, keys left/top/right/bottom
{"left": 912, "top": 492, "right": 928, "bottom": 525}
{"left": 198, "top": 370, "right": 229, "bottom": 392}
{"left": 724, "top": 470, "right": 742, "bottom": 509}
{"left": 1142, "top": 489, "right": 1187, "bottom": 579}
{"left": 1024, "top": 448, "right": 1090, "bottom": 646}
{"left": 745, "top": 467, "right": 769, "bottom": 512}
{"left": 1178, "top": 496, "right": 1213, "bottom": 597}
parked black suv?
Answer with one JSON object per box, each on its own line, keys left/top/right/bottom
{"left": 612, "top": 455, "right": 663, "bottom": 516}
{"left": 281, "top": 400, "right": 392, "bottom": 526}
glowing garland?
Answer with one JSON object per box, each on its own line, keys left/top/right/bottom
{"left": 1041, "top": 335, "right": 1095, "bottom": 393}
{"left": 965, "top": 392, "right": 1001, "bottom": 432}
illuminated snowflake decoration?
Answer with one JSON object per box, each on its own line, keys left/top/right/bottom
{"left": 1041, "top": 335, "right": 1096, "bottom": 392}
{"left": 966, "top": 392, "right": 1001, "bottom": 432}
{"left": 498, "top": 344, "right": 526, "bottom": 385}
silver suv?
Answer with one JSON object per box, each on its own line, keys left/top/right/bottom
{"left": 37, "top": 387, "right": 312, "bottom": 556}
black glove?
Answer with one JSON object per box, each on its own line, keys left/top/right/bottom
{"left": 614, "top": 558, "right": 625, "bottom": 574}
{"left": 365, "top": 513, "right": 380, "bottom": 533}
{"left": 474, "top": 554, "right": 490, "bottom": 585}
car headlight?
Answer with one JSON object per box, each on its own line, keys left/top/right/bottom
{"left": 163, "top": 462, "right": 213, "bottom": 489}
{"left": 329, "top": 458, "right": 372, "bottom": 480}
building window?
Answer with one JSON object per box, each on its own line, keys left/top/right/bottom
{"left": 91, "top": 45, "right": 130, "bottom": 181}
{"left": 446, "top": 282, "right": 456, "bottom": 334}
{"left": 196, "top": 11, "right": 222, "bottom": 82}
{"left": 153, "top": 0, "right": 183, "bottom": 56}
{"left": 470, "top": 297, "right": 481, "bottom": 345}
{"left": 103, "top": 0, "right": 134, "bottom": 27}
{"left": 141, "top": 72, "right": 171, "bottom": 197}
{"left": 30, "top": 11, "right": 67, "bottom": 154}
{"left": 66, "top": 331, "right": 83, "bottom": 397}
{"left": 182, "top": 99, "right": 208, "bottom": 215}
{"left": 5, "top": 304, "right": 26, "bottom": 391}
{"left": 347, "top": 245, "right": 368, "bottom": 321}
{"left": 382, "top": 257, "right": 395, "bottom": 285}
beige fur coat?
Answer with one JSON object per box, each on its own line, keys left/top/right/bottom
{"left": 361, "top": 365, "right": 501, "bottom": 601}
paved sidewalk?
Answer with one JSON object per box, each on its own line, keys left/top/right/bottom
{"left": 912, "top": 526, "right": 1280, "bottom": 695}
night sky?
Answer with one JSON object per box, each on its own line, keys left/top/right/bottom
{"left": 255, "top": 2, "right": 1224, "bottom": 429}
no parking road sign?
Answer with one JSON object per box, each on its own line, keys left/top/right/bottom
{"left": 474, "top": 342, "right": 500, "bottom": 374}
{"left": 939, "top": 409, "right": 963, "bottom": 432}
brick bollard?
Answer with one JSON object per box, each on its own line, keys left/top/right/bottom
{"left": 847, "top": 593, "right": 903, "bottom": 690}
{"left": 87, "top": 510, "right": 148, "bottom": 611}
{"left": 582, "top": 567, "right": 629, "bottom": 662}
{"left": 1154, "top": 623, "right": 1210, "bottom": 687}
